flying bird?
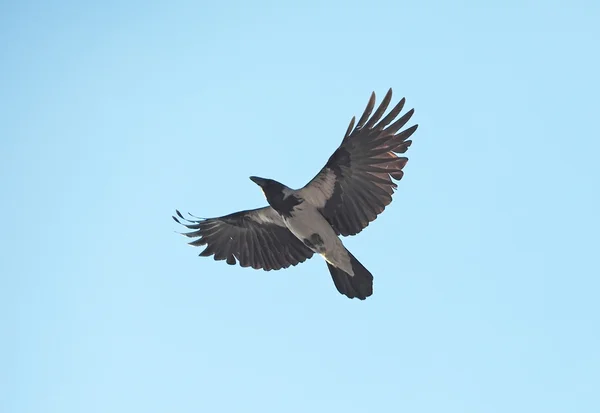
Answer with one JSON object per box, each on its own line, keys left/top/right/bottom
{"left": 173, "top": 88, "right": 418, "bottom": 300}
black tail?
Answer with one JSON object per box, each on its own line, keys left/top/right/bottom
{"left": 326, "top": 251, "right": 373, "bottom": 300}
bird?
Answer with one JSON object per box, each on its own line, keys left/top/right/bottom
{"left": 173, "top": 88, "right": 418, "bottom": 300}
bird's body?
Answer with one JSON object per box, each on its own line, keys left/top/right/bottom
{"left": 174, "top": 88, "right": 418, "bottom": 300}
{"left": 280, "top": 194, "right": 353, "bottom": 275}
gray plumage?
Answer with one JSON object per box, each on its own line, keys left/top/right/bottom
{"left": 173, "top": 88, "right": 418, "bottom": 300}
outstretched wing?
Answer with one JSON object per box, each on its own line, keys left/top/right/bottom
{"left": 173, "top": 207, "right": 314, "bottom": 271}
{"left": 298, "top": 88, "right": 418, "bottom": 236}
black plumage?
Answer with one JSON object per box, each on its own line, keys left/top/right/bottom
{"left": 298, "top": 90, "right": 417, "bottom": 236}
{"left": 174, "top": 208, "right": 313, "bottom": 271}
{"left": 173, "top": 88, "right": 418, "bottom": 299}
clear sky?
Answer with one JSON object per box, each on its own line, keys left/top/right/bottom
{"left": 2, "top": 0, "right": 599, "bottom": 412}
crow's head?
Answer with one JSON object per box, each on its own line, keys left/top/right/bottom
{"left": 249, "top": 176, "right": 286, "bottom": 198}
{"left": 250, "top": 176, "right": 298, "bottom": 215}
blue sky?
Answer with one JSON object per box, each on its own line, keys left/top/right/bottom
{"left": 2, "top": 0, "right": 599, "bottom": 412}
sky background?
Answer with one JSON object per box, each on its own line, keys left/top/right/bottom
{"left": 2, "top": 0, "right": 599, "bottom": 412}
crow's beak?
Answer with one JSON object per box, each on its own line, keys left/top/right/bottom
{"left": 249, "top": 176, "right": 267, "bottom": 187}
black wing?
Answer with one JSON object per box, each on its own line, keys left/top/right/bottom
{"left": 298, "top": 88, "right": 418, "bottom": 236}
{"left": 173, "top": 207, "right": 314, "bottom": 271}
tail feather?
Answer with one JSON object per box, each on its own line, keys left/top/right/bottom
{"left": 326, "top": 251, "right": 373, "bottom": 300}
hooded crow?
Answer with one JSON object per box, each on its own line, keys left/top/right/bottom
{"left": 173, "top": 88, "right": 418, "bottom": 300}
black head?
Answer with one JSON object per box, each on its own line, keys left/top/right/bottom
{"left": 249, "top": 176, "right": 300, "bottom": 217}
{"left": 249, "top": 176, "right": 285, "bottom": 197}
